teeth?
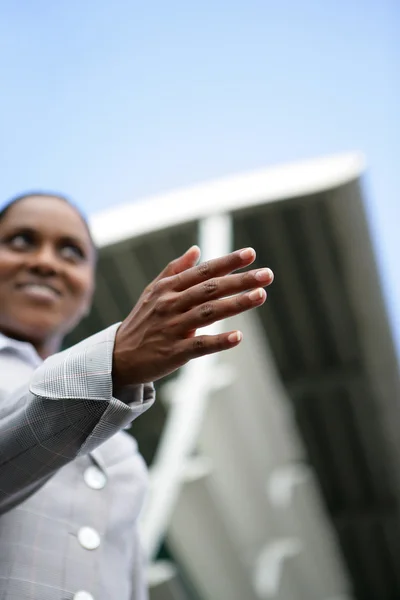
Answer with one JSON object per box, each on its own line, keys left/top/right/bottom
{"left": 22, "top": 284, "right": 58, "bottom": 296}
{"left": 26, "top": 284, "right": 55, "bottom": 292}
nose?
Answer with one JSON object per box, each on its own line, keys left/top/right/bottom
{"left": 27, "top": 243, "right": 60, "bottom": 276}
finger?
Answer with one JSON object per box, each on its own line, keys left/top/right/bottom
{"left": 174, "top": 288, "right": 267, "bottom": 333}
{"left": 177, "top": 330, "right": 243, "bottom": 361}
{"left": 175, "top": 267, "right": 274, "bottom": 312}
{"left": 154, "top": 245, "right": 201, "bottom": 283}
{"left": 173, "top": 247, "right": 257, "bottom": 292}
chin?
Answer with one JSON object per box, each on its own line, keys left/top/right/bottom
{"left": 2, "top": 309, "right": 69, "bottom": 345}
{"left": 13, "top": 321, "right": 61, "bottom": 345}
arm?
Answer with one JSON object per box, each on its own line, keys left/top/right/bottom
{"left": 0, "top": 245, "right": 273, "bottom": 515}
{"left": 0, "top": 323, "right": 154, "bottom": 515}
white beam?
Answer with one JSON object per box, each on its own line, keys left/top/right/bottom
{"left": 167, "top": 471, "right": 259, "bottom": 600}
{"left": 147, "top": 560, "right": 190, "bottom": 600}
{"left": 267, "top": 466, "right": 350, "bottom": 599}
{"left": 90, "top": 153, "right": 365, "bottom": 248}
{"left": 253, "top": 538, "right": 302, "bottom": 599}
{"left": 195, "top": 312, "right": 305, "bottom": 564}
{"left": 140, "top": 214, "right": 233, "bottom": 560}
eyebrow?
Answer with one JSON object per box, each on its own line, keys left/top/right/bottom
{"left": 2, "top": 225, "right": 91, "bottom": 249}
{"left": 58, "top": 234, "right": 90, "bottom": 248}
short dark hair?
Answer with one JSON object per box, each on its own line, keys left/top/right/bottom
{"left": 0, "top": 191, "right": 97, "bottom": 254}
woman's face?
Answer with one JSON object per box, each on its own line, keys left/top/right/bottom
{"left": 0, "top": 195, "right": 95, "bottom": 347}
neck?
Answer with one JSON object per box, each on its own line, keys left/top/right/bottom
{"left": 33, "top": 336, "right": 62, "bottom": 360}
{"left": 0, "top": 327, "right": 62, "bottom": 360}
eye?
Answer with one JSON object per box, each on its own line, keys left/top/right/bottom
{"left": 60, "top": 243, "right": 86, "bottom": 262}
{"left": 7, "top": 232, "right": 34, "bottom": 250}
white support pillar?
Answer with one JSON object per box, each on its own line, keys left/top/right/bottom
{"left": 140, "top": 213, "right": 233, "bottom": 560}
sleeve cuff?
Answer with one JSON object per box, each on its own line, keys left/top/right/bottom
{"left": 30, "top": 323, "right": 154, "bottom": 404}
{"left": 29, "top": 323, "right": 155, "bottom": 454}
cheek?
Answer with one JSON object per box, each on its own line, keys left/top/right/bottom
{"left": 67, "top": 269, "right": 94, "bottom": 305}
{"left": 0, "top": 250, "right": 23, "bottom": 279}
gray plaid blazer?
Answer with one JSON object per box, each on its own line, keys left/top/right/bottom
{"left": 0, "top": 324, "right": 155, "bottom": 600}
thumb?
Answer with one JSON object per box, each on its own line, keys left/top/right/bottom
{"left": 157, "top": 245, "right": 201, "bottom": 281}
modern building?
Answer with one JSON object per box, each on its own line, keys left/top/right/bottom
{"left": 67, "top": 153, "right": 400, "bottom": 600}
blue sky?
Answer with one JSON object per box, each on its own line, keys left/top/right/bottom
{"left": 1, "top": 1, "right": 399, "bottom": 348}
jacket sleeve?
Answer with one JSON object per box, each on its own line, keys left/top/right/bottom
{"left": 0, "top": 323, "right": 155, "bottom": 515}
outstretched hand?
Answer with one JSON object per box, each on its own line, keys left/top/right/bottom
{"left": 112, "top": 245, "right": 274, "bottom": 387}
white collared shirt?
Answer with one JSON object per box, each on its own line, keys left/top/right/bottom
{"left": 0, "top": 332, "right": 42, "bottom": 394}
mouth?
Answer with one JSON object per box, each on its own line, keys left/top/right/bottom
{"left": 15, "top": 282, "right": 62, "bottom": 302}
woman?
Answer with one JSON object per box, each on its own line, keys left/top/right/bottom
{"left": 0, "top": 192, "right": 274, "bottom": 600}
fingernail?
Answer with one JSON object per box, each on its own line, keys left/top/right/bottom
{"left": 249, "top": 288, "right": 264, "bottom": 301}
{"left": 255, "top": 268, "right": 273, "bottom": 282}
{"left": 228, "top": 331, "right": 242, "bottom": 343}
{"left": 240, "top": 248, "right": 255, "bottom": 260}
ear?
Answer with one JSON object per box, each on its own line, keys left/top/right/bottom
{"left": 80, "top": 284, "right": 95, "bottom": 319}
{"left": 83, "top": 305, "right": 92, "bottom": 318}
